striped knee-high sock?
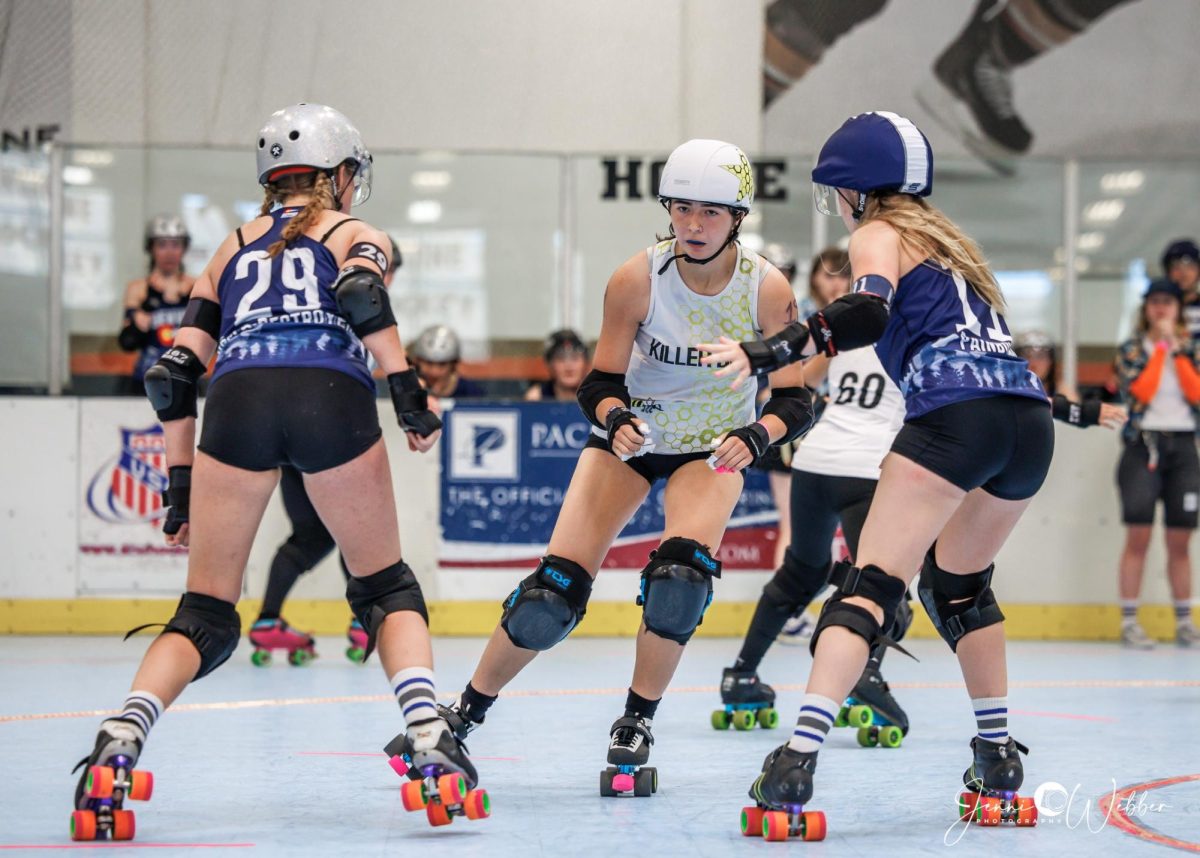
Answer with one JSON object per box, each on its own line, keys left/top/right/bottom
{"left": 108, "top": 691, "right": 164, "bottom": 743}
{"left": 786, "top": 693, "right": 838, "bottom": 753}
{"left": 391, "top": 667, "right": 438, "bottom": 727}
{"left": 973, "top": 696, "right": 1008, "bottom": 744}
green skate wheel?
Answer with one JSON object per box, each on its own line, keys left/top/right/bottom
{"left": 288, "top": 649, "right": 313, "bottom": 667}
{"left": 756, "top": 707, "right": 780, "bottom": 729}
{"left": 856, "top": 727, "right": 879, "bottom": 748}
{"left": 878, "top": 725, "right": 903, "bottom": 748}
{"left": 345, "top": 646, "right": 366, "bottom": 664}
{"left": 834, "top": 706, "right": 849, "bottom": 728}
{"left": 711, "top": 709, "right": 732, "bottom": 730}
{"left": 250, "top": 649, "right": 271, "bottom": 667}
{"left": 732, "top": 709, "right": 756, "bottom": 731}
{"left": 848, "top": 704, "right": 873, "bottom": 728}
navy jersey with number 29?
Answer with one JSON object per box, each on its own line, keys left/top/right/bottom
{"left": 873, "top": 260, "right": 1046, "bottom": 419}
{"left": 211, "top": 207, "right": 372, "bottom": 390}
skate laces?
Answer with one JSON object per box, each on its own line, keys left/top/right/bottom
{"left": 406, "top": 717, "right": 448, "bottom": 753}
{"left": 973, "top": 55, "right": 1017, "bottom": 118}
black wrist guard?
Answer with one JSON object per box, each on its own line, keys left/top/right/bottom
{"left": 727, "top": 422, "right": 771, "bottom": 465}
{"left": 1051, "top": 393, "right": 1101, "bottom": 427}
{"left": 604, "top": 406, "right": 641, "bottom": 451}
{"left": 740, "top": 322, "right": 811, "bottom": 376}
{"left": 161, "top": 466, "right": 191, "bottom": 535}
{"left": 388, "top": 369, "right": 442, "bottom": 437}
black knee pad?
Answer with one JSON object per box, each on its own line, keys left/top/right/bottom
{"left": 638, "top": 537, "right": 721, "bottom": 645}
{"left": 501, "top": 555, "right": 592, "bottom": 651}
{"left": 809, "top": 561, "right": 911, "bottom": 658}
{"left": 763, "top": 547, "right": 831, "bottom": 612}
{"left": 917, "top": 547, "right": 1005, "bottom": 652}
{"left": 159, "top": 592, "right": 241, "bottom": 680}
{"left": 345, "top": 560, "right": 428, "bottom": 659}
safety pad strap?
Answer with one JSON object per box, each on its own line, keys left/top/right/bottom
{"left": 828, "top": 561, "right": 907, "bottom": 608}
{"left": 533, "top": 555, "right": 594, "bottom": 613}
{"left": 808, "top": 600, "right": 915, "bottom": 661}
{"left": 917, "top": 549, "right": 1005, "bottom": 651}
{"left": 649, "top": 537, "right": 722, "bottom": 579}
{"left": 345, "top": 560, "right": 428, "bottom": 660}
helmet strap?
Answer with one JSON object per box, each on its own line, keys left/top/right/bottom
{"left": 656, "top": 208, "right": 745, "bottom": 275}
{"left": 838, "top": 189, "right": 867, "bottom": 221}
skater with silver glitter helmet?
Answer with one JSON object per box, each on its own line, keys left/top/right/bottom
{"left": 69, "top": 104, "right": 485, "bottom": 842}
{"left": 438, "top": 139, "right": 815, "bottom": 798}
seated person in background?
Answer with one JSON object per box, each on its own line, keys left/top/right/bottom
{"left": 409, "top": 324, "right": 487, "bottom": 398}
{"left": 1162, "top": 238, "right": 1200, "bottom": 339}
{"left": 118, "top": 215, "right": 195, "bottom": 395}
{"left": 525, "top": 329, "right": 589, "bottom": 401}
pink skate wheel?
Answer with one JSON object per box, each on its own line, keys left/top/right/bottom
{"left": 388, "top": 755, "right": 409, "bottom": 777}
{"left": 612, "top": 773, "right": 635, "bottom": 792}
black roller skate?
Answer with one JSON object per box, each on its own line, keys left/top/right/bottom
{"left": 958, "top": 736, "right": 1037, "bottom": 827}
{"left": 385, "top": 718, "right": 490, "bottom": 828}
{"left": 600, "top": 715, "right": 657, "bottom": 797}
{"left": 742, "top": 745, "right": 826, "bottom": 842}
{"left": 712, "top": 667, "right": 779, "bottom": 731}
{"left": 70, "top": 719, "right": 154, "bottom": 842}
{"left": 835, "top": 663, "right": 908, "bottom": 748}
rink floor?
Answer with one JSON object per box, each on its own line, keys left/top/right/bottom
{"left": 1, "top": 634, "right": 1198, "bottom": 856}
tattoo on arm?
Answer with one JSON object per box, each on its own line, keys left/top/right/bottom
{"left": 785, "top": 299, "right": 798, "bottom": 325}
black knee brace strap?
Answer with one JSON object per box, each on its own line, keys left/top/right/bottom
{"left": 345, "top": 560, "right": 428, "bottom": 660}
{"left": 501, "top": 555, "right": 593, "bottom": 651}
{"left": 638, "top": 537, "right": 721, "bottom": 645}
{"left": 125, "top": 592, "right": 241, "bottom": 681}
{"left": 917, "top": 548, "right": 1005, "bottom": 651}
{"left": 763, "top": 548, "right": 832, "bottom": 612}
{"left": 809, "top": 562, "right": 914, "bottom": 660}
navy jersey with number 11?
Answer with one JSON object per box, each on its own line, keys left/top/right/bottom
{"left": 874, "top": 260, "right": 1046, "bottom": 419}
{"left": 211, "top": 207, "right": 373, "bottom": 390}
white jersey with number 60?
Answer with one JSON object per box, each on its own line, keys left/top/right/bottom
{"left": 791, "top": 346, "right": 905, "bottom": 480}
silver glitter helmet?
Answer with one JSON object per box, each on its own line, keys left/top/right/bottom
{"left": 144, "top": 214, "right": 190, "bottom": 252}
{"left": 256, "top": 103, "right": 373, "bottom": 206}
{"left": 409, "top": 325, "right": 461, "bottom": 363}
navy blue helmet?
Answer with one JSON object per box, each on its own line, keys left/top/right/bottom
{"left": 812, "top": 112, "right": 933, "bottom": 218}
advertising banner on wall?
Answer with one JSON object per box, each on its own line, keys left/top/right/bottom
{"left": 439, "top": 401, "right": 780, "bottom": 573}
{"left": 77, "top": 399, "right": 187, "bottom": 593}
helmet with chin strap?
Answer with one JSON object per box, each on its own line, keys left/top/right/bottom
{"left": 656, "top": 139, "right": 755, "bottom": 273}
{"left": 256, "top": 103, "right": 374, "bottom": 208}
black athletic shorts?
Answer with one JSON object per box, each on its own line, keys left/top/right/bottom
{"left": 788, "top": 469, "right": 877, "bottom": 564}
{"left": 584, "top": 433, "right": 713, "bottom": 485}
{"left": 1117, "top": 431, "right": 1200, "bottom": 529}
{"left": 890, "top": 395, "right": 1054, "bottom": 501}
{"left": 199, "top": 367, "right": 383, "bottom": 473}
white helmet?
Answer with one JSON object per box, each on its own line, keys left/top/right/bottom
{"left": 256, "top": 103, "right": 373, "bottom": 206}
{"left": 657, "top": 139, "right": 755, "bottom": 211}
{"left": 410, "top": 325, "right": 461, "bottom": 363}
{"left": 144, "top": 214, "right": 189, "bottom": 252}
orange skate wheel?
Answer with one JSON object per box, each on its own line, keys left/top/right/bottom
{"left": 740, "top": 806, "right": 764, "bottom": 837}
{"left": 69, "top": 810, "right": 97, "bottom": 841}
{"left": 978, "top": 796, "right": 1002, "bottom": 826}
{"left": 426, "top": 800, "right": 452, "bottom": 827}
{"left": 128, "top": 769, "right": 154, "bottom": 801}
{"left": 437, "top": 772, "right": 467, "bottom": 805}
{"left": 463, "top": 789, "right": 491, "bottom": 820}
{"left": 111, "top": 809, "right": 136, "bottom": 841}
{"left": 86, "top": 765, "right": 115, "bottom": 799}
{"left": 1015, "top": 796, "right": 1038, "bottom": 827}
{"left": 801, "top": 810, "right": 826, "bottom": 841}
{"left": 958, "top": 791, "right": 979, "bottom": 821}
{"left": 400, "top": 780, "right": 428, "bottom": 811}
{"left": 762, "top": 810, "right": 790, "bottom": 841}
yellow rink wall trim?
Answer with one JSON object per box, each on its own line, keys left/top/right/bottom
{"left": 0, "top": 599, "right": 1193, "bottom": 641}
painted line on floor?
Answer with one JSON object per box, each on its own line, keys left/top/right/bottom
{"left": 0, "top": 844, "right": 254, "bottom": 850}
{"left": 1099, "top": 773, "right": 1200, "bottom": 853}
{"left": 4, "top": 678, "right": 1196, "bottom": 724}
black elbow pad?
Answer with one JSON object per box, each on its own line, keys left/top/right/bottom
{"left": 333, "top": 266, "right": 395, "bottom": 338}
{"left": 808, "top": 292, "right": 890, "bottom": 357}
{"left": 577, "top": 370, "right": 631, "bottom": 428}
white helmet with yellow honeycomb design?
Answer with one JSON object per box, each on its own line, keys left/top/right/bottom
{"left": 657, "top": 139, "right": 755, "bottom": 212}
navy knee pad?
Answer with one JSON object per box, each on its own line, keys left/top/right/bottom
{"left": 638, "top": 537, "right": 721, "bottom": 645}
{"left": 154, "top": 592, "right": 241, "bottom": 680}
{"left": 345, "top": 560, "right": 428, "bottom": 659}
{"left": 917, "top": 547, "right": 1004, "bottom": 651}
{"left": 809, "top": 561, "right": 912, "bottom": 659}
{"left": 501, "top": 555, "right": 593, "bottom": 651}
{"left": 763, "top": 547, "right": 832, "bottom": 612}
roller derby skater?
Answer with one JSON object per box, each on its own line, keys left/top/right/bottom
{"left": 441, "top": 139, "right": 814, "bottom": 798}
{"left": 69, "top": 103, "right": 476, "bottom": 840}
{"left": 713, "top": 258, "right": 908, "bottom": 739}
{"left": 703, "top": 111, "right": 1057, "bottom": 836}
{"left": 385, "top": 717, "right": 490, "bottom": 827}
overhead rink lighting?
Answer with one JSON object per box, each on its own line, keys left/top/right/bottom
{"left": 62, "top": 166, "right": 93, "bottom": 185}
{"left": 407, "top": 200, "right": 442, "bottom": 224}
{"left": 72, "top": 150, "right": 114, "bottom": 167}
{"left": 1083, "top": 199, "right": 1124, "bottom": 224}
{"left": 411, "top": 170, "right": 452, "bottom": 190}
{"left": 1099, "top": 170, "right": 1144, "bottom": 193}
{"left": 1076, "top": 232, "right": 1105, "bottom": 252}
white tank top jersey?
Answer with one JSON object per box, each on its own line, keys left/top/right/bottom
{"left": 791, "top": 346, "right": 906, "bottom": 480}
{"left": 605, "top": 240, "right": 765, "bottom": 455}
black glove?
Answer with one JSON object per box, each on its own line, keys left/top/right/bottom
{"left": 161, "top": 466, "right": 191, "bottom": 535}
{"left": 388, "top": 369, "right": 442, "bottom": 437}
{"left": 604, "top": 406, "right": 641, "bottom": 452}
{"left": 725, "top": 422, "right": 771, "bottom": 466}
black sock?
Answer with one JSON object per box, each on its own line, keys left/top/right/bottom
{"left": 624, "top": 689, "right": 661, "bottom": 721}
{"left": 460, "top": 682, "right": 498, "bottom": 721}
